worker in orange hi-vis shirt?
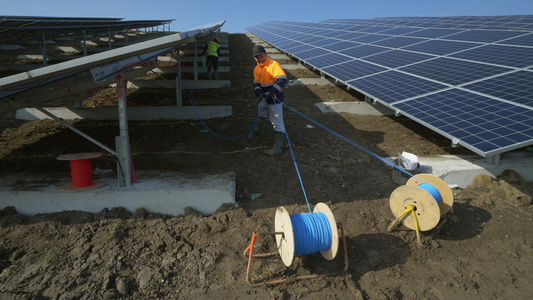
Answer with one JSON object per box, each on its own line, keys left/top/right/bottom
{"left": 252, "top": 44, "right": 288, "bottom": 156}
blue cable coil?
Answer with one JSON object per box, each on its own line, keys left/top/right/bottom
{"left": 417, "top": 183, "right": 442, "bottom": 204}
{"left": 290, "top": 212, "right": 332, "bottom": 255}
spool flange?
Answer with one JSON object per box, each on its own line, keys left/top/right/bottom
{"left": 313, "top": 202, "right": 339, "bottom": 261}
{"left": 390, "top": 185, "right": 440, "bottom": 231}
{"left": 275, "top": 206, "right": 295, "bottom": 267}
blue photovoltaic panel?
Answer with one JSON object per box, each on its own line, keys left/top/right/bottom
{"left": 291, "top": 48, "right": 330, "bottom": 60}
{"left": 462, "top": 70, "right": 533, "bottom": 107}
{"left": 378, "top": 27, "right": 421, "bottom": 35}
{"left": 443, "top": 29, "right": 527, "bottom": 43}
{"left": 344, "top": 25, "right": 373, "bottom": 32}
{"left": 278, "top": 41, "right": 304, "bottom": 49}
{"left": 372, "top": 36, "right": 425, "bottom": 48}
{"left": 322, "top": 60, "right": 387, "bottom": 82}
{"left": 398, "top": 57, "right": 512, "bottom": 85}
{"left": 404, "top": 28, "right": 462, "bottom": 38}
{"left": 394, "top": 89, "right": 533, "bottom": 154}
{"left": 402, "top": 39, "right": 478, "bottom": 55}
{"left": 322, "top": 41, "right": 362, "bottom": 51}
{"left": 306, "top": 52, "right": 353, "bottom": 69}
{"left": 308, "top": 38, "right": 338, "bottom": 47}
{"left": 450, "top": 44, "right": 533, "bottom": 68}
{"left": 346, "top": 71, "right": 448, "bottom": 104}
{"left": 363, "top": 50, "right": 434, "bottom": 69}
{"left": 246, "top": 15, "right": 533, "bottom": 157}
{"left": 496, "top": 33, "right": 533, "bottom": 46}
{"left": 351, "top": 34, "right": 391, "bottom": 43}
{"left": 284, "top": 44, "right": 310, "bottom": 54}
{"left": 338, "top": 44, "right": 389, "bottom": 58}
{"left": 335, "top": 32, "right": 367, "bottom": 40}
{"left": 359, "top": 26, "right": 391, "bottom": 33}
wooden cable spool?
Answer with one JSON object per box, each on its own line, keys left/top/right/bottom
{"left": 56, "top": 152, "right": 105, "bottom": 192}
{"left": 274, "top": 202, "right": 339, "bottom": 267}
{"left": 389, "top": 174, "right": 453, "bottom": 231}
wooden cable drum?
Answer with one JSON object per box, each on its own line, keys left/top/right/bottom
{"left": 56, "top": 152, "right": 105, "bottom": 192}
{"left": 275, "top": 202, "right": 339, "bottom": 267}
{"left": 406, "top": 174, "right": 453, "bottom": 215}
{"left": 389, "top": 174, "right": 453, "bottom": 231}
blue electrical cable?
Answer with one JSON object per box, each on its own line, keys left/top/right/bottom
{"left": 290, "top": 212, "right": 332, "bottom": 255}
{"left": 279, "top": 101, "right": 423, "bottom": 180}
{"left": 417, "top": 183, "right": 443, "bottom": 204}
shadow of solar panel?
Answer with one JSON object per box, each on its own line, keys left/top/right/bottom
{"left": 363, "top": 50, "right": 434, "bottom": 68}
{"left": 450, "top": 44, "right": 533, "bottom": 68}
{"left": 322, "top": 60, "right": 386, "bottom": 81}
{"left": 463, "top": 70, "right": 533, "bottom": 107}
{"left": 347, "top": 71, "right": 447, "bottom": 104}
{"left": 398, "top": 57, "right": 512, "bottom": 85}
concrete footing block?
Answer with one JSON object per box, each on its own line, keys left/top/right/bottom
{"left": 0, "top": 171, "right": 236, "bottom": 216}
{"left": 16, "top": 106, "right": 232, "bottom": 121}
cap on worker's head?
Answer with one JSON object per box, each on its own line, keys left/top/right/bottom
{"left": 214, "top": 37, "right": 220, "bottom": 43}
{"left": 253, "top": 44, "right": 266, "bottom": 56}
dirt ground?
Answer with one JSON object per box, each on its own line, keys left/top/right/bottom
{"left": 0, "top": 33, "right": 532, "bottom": 299}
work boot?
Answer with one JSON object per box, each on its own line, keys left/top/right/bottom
{"left": 264, "top": 131, "right": 285, "bottom": 156}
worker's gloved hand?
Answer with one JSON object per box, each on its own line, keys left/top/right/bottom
{"left": 263, "top": 92, "right": 275, "bottom": 104}
{"left": 255, "top": 90, "right": 263, "bottom": 98}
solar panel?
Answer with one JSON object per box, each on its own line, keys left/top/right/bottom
{"left": 397, "top": 57, "right": 512, "bottom": 85}
{"left": 337, "top": 44, "right": 389, "bottom": 58}
{"left": 322, "top": 60, "right": 387, "bottom": 82}
{"left": 496, "top": 33, "right": 533, "bottom": 46}
{"left": 363, "top": 50, "right": 434, "bottom": 69}
{"left": 402, "top": 39, "right": 478, "bottom": 55}
{"left": 246, "top": 15, "right": 533, "bottom": 159}
{"left": 443, "top": 29, "right": 526, "bottom": 43}
{"left": 462, "top": 71, "right": 533, "bottom": 107}
{"left": 306, "top": 52, "right": 353, "bottom": 69}
{"left": 346, "top": 71, "right": 448, "bottom": 104}
{"left": 449, "top": 44, "right": 533, "bottom": 68}
{"left": 393, "top": 89, "right": 533, "bottom": 154}
{"left": 372, "top": 36, "right": 425, "bottom": 48}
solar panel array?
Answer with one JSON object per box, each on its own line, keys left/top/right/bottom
{"left": 246, "top": 16, "right": 533, "bottom": 159}
{"left": 0, "top": 16, "right": 174, "bottom": 44}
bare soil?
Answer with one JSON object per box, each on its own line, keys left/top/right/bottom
{"left": 0, "top": 33, "right": 532, "bottom": 299}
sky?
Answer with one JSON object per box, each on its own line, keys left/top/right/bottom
{"left": 2, "top": 0, "right": 533, "bottom": 33}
